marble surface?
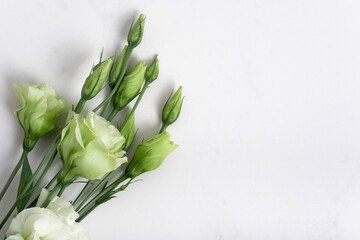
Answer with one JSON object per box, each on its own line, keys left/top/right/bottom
{"left": 1, "top": 0, "right": 360, "bottom": 239}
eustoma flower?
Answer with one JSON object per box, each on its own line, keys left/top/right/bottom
{"left": 6, "top": 189, "right": 89, "bottom": 240}
{"left": 125, "top": 131, "right": 178, "bottom": 178}
{"left": 58, "top": 111, "right": 127, "bottom": 183}
{"left": 13, "top": 84, "right": 69, "bottom": 150}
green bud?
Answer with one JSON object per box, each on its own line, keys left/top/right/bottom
{"left": 125, "top": 131, "right": 178, "bottom": 178}
{"left": 13, "top": 84, "right": 70, "bottom": 150}
{"left": 162, "top": 86, "right": 184, "bottom": 126}
{"left": 145, "top": 55, "right": 159, "bottom": 83}
{"left": 109, "top": 45, "right": 128, "bottom": 89}
{"left": 128, "top": 14, "right": 145, "bottom": 48}
{"left": 81, "top": 58, "right": 112, "bottom": 100}
{"left": 113, "top": 61, "right": 147, "bottom": 110}
{"left": 120, "top": 109, "right": 136, "bottom": 151}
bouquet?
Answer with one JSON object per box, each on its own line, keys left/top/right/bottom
{"left": 0, "top": 13, "right": 183, "bottom": 239}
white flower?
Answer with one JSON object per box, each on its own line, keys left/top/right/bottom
{"left": 6, "top": 189, "right": 90, "bottom": 240}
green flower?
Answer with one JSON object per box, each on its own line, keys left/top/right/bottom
{"left": 125, "top": 131, "right": 178, "bottom": 178}
{"left": 58, "top": 111, "right": 127, "bottom": 182}
{"left": 13, "top": 84, "right": 70, "bottom": 150}
{"left": 81, "top": 58, "right": 112, "bottom": 100}
{"left": 113, "top": 61, "right": 147, "bottom": 110}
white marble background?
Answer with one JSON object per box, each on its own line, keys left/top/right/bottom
{"left": 1, "top": 0, "right": 360, "bottom": 239}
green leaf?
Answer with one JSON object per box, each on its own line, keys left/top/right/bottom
{"left": 17, "top": 155, "right": 33, "bottom": 211}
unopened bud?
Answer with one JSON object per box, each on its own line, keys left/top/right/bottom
{"left": 128, "top": 14, "right": 145, "bottom": 48}
{"left": 81, "top": 59, "right": 112, "bottom": 100}
{"left": 109, "top": 45, "right": 128, "bottom": 89}
{"left": 145, "top": 55, "right": 159, "bottom": 83}
{"left": 162, "top": 86, "right": 183, "bottom": 127}
{"left": 113, "top": 61, "right": 147, "bottom": 110}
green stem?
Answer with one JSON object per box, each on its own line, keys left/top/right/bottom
{"left": 27, "top": 168, "right": 60, "bottom": 208}
{"left": 100, "top": 99, "right": 111, "bottom": 117}
{"left": 159, "top": 124, "right": 168, "bottom": 133}
{"left": 120, "top": 82, "right": 149, "bottom": 132}
{"left": 74, "top": 98, "right": 86, "bottom": 113}
{"left": 77, "top": 204, "right": 97, "bottom": 222}
{"left": 77, "top": 175, "right": 128, "bottom": 218}
{"left": 0, "top": 202, "right": 17, "bottom": 230}
{"left": 73, "top": 181, "right": 92, "bottom": 207}
{"left": 46, "top": 170, "right": 60, "bottom": 189}
{"left": 75, "top": 171, "right": 116, "bottom": 211}
{"left": 93, "top": 47, "right": 133, "bottom": 112}
{"left": 41, "top": 181, "right": 63, "bottom": 208}
{"left": 107, "top": 108, "right": 119, "bottom": 122}
{"left": 32, "top": 150, "right": 58, "bottom": 193}
{"left": 0, "top": 150, "right": 28, "bottom": 201}
{"left": 58, "top": 184, "right": 67, "bottom": 197}
{"left": 19, "top": 136, "right": 60, "bottom": 199}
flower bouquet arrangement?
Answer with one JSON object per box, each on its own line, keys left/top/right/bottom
{"left": 0, "top": 13, "right": 183, "bottom": 239}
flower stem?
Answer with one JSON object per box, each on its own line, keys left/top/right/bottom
{"left": 75, "top": 171, "right": 116, "bottom": 211}
{"left": 0, "top": 150, "right": 28, "bottom": 201}
{"left": 31, "top": 150, "right": 58, "bottom": 193}
{"left": 73, "top": 181, "right": 92, "bottom": 207}
{"left": 77, "top": 204, "right": 97, "bottom": 222}
{"left": 120, "top": 82, "right": 149, "bottom": 132}
{"left": 107, "top": 108, "right": 119, "bottom": 122}
{"left": 46, "top": 170, "right": 60, "bottom": 189}
{"left": 0, "top": 202, "right": 16, "bottom": 230}
{"left": 27, "top": 169, "right": 61, "bottom": 208}
{"left": 18, "top": 136, "right": 59, "bottom": 200}
{"left": 100, "top": 100, "right": 111, "bottom": 117}
{"left": 74, "top": 97, "right": 86, "bottom": 113}
{"left": 159, "top": 124, "right": 168, "bottom": 133}
{"left": 41, "top": 181, "right": 63, "bottom": 208}
{"left": 76, "top": 174, "right": 128, "bottom": 219}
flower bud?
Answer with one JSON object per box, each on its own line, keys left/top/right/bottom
{"left": 120, "top": 109, "right": 135, "bottom": 151}
{"left": 113, "top": 61, "right": 147, "bottom": 110}
{"left": 13, "top": 84, "right": 70, "bottom": 150}
{"left": 109, "top": 45, "right": 128, "bottom": 89}
{"left": 58, "top": 111, "right": 127, "bottom": 182}
{"left": 145, "top": 55, "right": 159, "bottom": 83}
{"left": 162, "top": 86, "right": 183, "bottom": 126}
{"left": 81, "top": 58, "right": 112, "bottom": 100}
{"left": 125, "top": 131, "right": 178, "bottom": 178}
{"left": 128, "top": 14, "right": 145, "bottom": 48}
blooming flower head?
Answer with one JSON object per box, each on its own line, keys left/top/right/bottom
{"left": 58, "top": 111, "right": 127, "bottom": 182}
{"left": 6, "top": 189, "right": 89, "bottom": 240}
{"left": 13, "top": 84, "right": 70, "bottom": 150}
